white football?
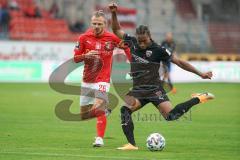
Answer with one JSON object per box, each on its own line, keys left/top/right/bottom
{"left": 146, "top": 133, "right": 166, "bottom": 151}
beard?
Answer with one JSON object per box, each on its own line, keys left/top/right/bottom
{"left": 94, "top": 28, "right": 103, "bottom": 36}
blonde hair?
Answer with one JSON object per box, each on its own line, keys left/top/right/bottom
{"left": 92, "top": 10, "right": 106, "bottom": 19}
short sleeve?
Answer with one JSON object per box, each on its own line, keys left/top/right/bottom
{"left": 159, "top": 46, "right": 172, "bottom": 62}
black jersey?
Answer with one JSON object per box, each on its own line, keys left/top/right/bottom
{"left": 161, "top": 40, "right": 176, "bottom": 53}
{"left": 161, "top": 40, "right": 176, "bottom": 70}
{"left": 123, "top": 34, "right": 172, "bottom": 89}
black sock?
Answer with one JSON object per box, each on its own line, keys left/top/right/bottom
{"left": 166, "top": 98, "right": 200, "bottom": 121}
{"left": 120, "top": 106, "right": 136, "bottom": 146}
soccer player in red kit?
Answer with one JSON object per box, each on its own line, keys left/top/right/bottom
{"left": 73, "top": 10, "right": 131, "bottom": 147}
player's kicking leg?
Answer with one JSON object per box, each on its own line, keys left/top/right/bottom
{"left": 158, "top": 92, "right": 215, "bottom": 121}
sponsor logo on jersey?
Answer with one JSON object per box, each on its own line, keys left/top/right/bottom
{"left": 132, "top": 54, "right": 149, "bottom": 64}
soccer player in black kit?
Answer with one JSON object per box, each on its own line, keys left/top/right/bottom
{"left": 161, "top": 32, "right": 177, "bottom": 93}
{"left": 109, "top": 2, "right": 215, "bottom": 150}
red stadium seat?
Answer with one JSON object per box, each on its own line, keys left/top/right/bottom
{"left": 8, "top": 0, "right": 80, "bottom": 42}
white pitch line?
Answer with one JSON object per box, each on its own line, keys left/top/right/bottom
{"left": 0, "top": 151, "right": 161, "bottom": 160}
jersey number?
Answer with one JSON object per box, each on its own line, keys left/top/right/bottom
{"left": 99, "top": 85, "right": 106, "bottom": 92}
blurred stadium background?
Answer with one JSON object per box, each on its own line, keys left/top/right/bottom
{"left": 0, "top": 0, "right": 239, "bottom": 82}
{"left": 0, "top": 0, "right": 240, "bottom": 160}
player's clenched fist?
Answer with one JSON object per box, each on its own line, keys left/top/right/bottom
{"left": 108, "top": 2, "right": 118, "bottom": 12}
{"left": 200, "top": 71, "right": 213, "bottom": 79}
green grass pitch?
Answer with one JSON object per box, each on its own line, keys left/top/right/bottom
{"left": 0, "top": 83, "right": 239, "bottom": 160}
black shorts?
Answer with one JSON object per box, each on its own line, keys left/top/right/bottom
{"left": 126, "top": 85, "right": 169, "bottom": 107}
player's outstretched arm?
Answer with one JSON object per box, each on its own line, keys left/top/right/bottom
{"left": 171, "top": 54, "right": 213, "bottom": 79}
{"left": 109, "top": 2, "right": 125, "bottom": 39}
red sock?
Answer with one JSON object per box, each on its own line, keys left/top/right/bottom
{"left": 96, "top": 115, "right": 107, "bottom": 138}
{"left": 89, "top": 108, "right": 105, "bottom": 118}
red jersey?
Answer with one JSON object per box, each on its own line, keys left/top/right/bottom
{"left": 74, "top": 29, "right": 131, "bottom": 83}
